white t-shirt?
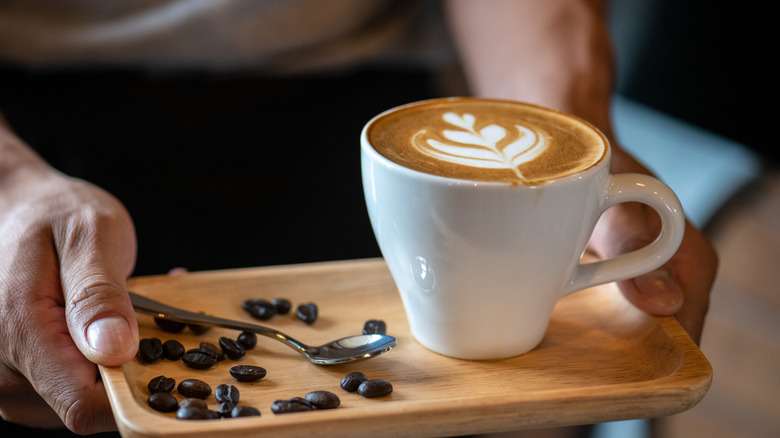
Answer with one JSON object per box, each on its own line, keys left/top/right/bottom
{"left": 0, "top": 0, "right": 453, "bottom": 74}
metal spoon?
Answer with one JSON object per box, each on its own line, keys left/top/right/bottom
{"left": 128, "top": 291, "right": 397, "bottom": 365}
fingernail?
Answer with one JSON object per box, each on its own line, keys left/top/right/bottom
{"left": 635, "top": 269, "right": 683, "bottom": 309}
{"left": 87, "top": 316, "right": 134, "bottom": 356}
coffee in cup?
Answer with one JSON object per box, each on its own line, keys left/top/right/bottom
{"left": 362, "top": 97, "right": 684, "bottom": 360}
{"left": 366, "top": 98, "right": 606, "bottom": 185}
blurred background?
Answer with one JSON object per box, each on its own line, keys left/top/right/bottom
{"left": 607, "top": 0, "right": 778, "bottom": 437}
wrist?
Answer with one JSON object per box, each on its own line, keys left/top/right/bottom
{"left": 0, "top": 122, "right": 57, "bottom": 197}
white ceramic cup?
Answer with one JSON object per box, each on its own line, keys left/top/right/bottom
{"left": 361, "top": 99, "right": 685, "bottom": 360}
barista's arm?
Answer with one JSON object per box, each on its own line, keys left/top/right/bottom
{"left": 0, "top": 113, "right": 139, "bottom": 433}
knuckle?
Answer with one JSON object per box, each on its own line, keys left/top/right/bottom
{"left": 62, "top": 395, "right": 90, "bottom": 433}
{"left": 56, "top": 199, "right": 137, "bottom": 276}
{"left": 60, "top": 207, "right": 117, "bottom": 252}
{"left": 48, "top": 380, "right": 88, "bottom": 434}
{"left": 58, "top": 383, "right": 111, "bottom": 435}
{"left": 67, "top": 280, "right": 123, "bottom": 322}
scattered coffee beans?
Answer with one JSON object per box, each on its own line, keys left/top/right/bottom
{"left": 219, "top": 337, "right": 246, "bottom": 360}
{"left": 358, "top": 379, "right": 393, "bottom": 398}
{"left": 147, "top": 375, "right": 176, "bottom": 394}
{"left": 340, "top": 372, "right": 368, "bottom": 392}
{"left": 305, "top": 391, "right": 340, "bottom": 410}
{"left": 162, "top": 339, "right": 185, "bottom": 360}
{"left": 296, "top": 303, "right": 318, "bottom": 324}
{"left": 241, "top": 297, "right": 319, "bottom": 324}
{"left": 229, "top": 365, "right": 267, "bottom": 382}
{"left": 140, "top": 297, "right": 393, "bottom": 420}
{"left": 362, "top": 319, "right": 387, "bottom": 335}
{"left": 148, "top": 392, "right": 178, "bottom": 412}
{"left": 215, "top": 384, "right": 240, "bottom": 404}
{"left": 182, "top": 348, "right": 218, "bottom": 370}
{"left": 154, "top": 317, "right": 186, "bottom": 333}
{"left": 138, "top": 338, "right": 163, "bottom": 363}
{"left": 231, "top": 406, "right": 261, "bottom": 417}
{"left": 177, "top": 379, "right": 212, "bottom": 399}
{"left": 237, "top": 332, "right": 257, "bottom": 350}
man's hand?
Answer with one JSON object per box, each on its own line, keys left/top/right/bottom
{"left": 0, "top": 129, "right": 139, "bottom": 433}
{"left": 588, "top": 148, "right": 717, "bottom": 343}
{"left": 445, "top": 0, "right": 718, "bottom": 343}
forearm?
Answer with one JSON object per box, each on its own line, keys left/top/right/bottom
{"left": 444, "top": 0, "right": 648, "bottom": 173}
{"left": 445, "top": 0, "right": 612, "bottom": 128}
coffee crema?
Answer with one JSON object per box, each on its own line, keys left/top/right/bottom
{"left": 366, "top": 98, "right": 607, "bottom": 185}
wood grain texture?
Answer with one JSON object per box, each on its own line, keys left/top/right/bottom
{"left": 100, "top": 258, "right": 712, "bottom": 438}
{"left": 655, "top": 172, "right": 780, "bottom": 438}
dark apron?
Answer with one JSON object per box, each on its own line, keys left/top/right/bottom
{"left": 1, "top": 64, "right": 441, "bottom": 277}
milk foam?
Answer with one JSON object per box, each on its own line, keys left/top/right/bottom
{"left": 367, "top": 98, "right": 607, "bottom": 185}
{"left": 413, "top": 112, "right": 547, "bottom": 181}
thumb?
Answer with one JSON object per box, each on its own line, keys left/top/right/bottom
{"left": 56, "top": 194, "right": 139, "bottom": 366}
{"left": 63, "top": 280, "right": 139, "bottom": 366}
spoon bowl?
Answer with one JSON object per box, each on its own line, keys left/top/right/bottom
{"left": 128, "top": 291, "right": 397, "bottom": 365}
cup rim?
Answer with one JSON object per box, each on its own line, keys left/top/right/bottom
{"left": 361, "top": 97, "right": 611, "bottom": 187}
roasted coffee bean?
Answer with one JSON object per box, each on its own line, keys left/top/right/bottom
{"left": 305, "top": 391, "right": 340, "bottom": 410}
{"left": 295, "top": 302, "right": 318, "bottom": 324}
{"left": 177, "top": 406, "right": 219, "bottom": 420}
{"left": 148, "top": 375, "right": 176, "bottom": 394}
{"left": 271, "top": 398, "right": 314, "bottom": 414}
{"left": 242, "top": 299, "right": 276, "bottom": 320}
{"left": 362, "top": 319, "right": 387, "bottom": 335}
{"left": 229, "top": 365, "right": 267, "bottom": 382}
{"left": 215, "top": 384, "right": 240, "bottom": 404}
{"left": 358, "top": 379, "right": 393, "bottom": 398}
{"left": 162, "top": 339, "right": 185, "bottom": 360}
{"left": 182, "top": 348, "right": 217, "bottom": 370}
{"left": 217, "top": 401, "right": 236, "bottom": 418}
{"left": 199, "top": 342, "right": 226, "bottom": 361}
{"left": 237, "top": 332, "right": 257, "bottom": 350}
{"left": 219, "top": 337, "right": 246, "bottom": 360}
{"left": 340, "top": 372, "right": 368, "bottom": 392}
{"left": 148, "top": 392, "right": 178, "bottom": 412}
{"left": 177, "top": 379, "right": 212, "bottom": 399}
{"left": 290, "top": 397, "right": 314, "bottom": 408}
{"left": 187, "top": 323, "right": 211, "bottom": 335}
{"left": 179, "top": 398, "right": 208, "bottom": 410}
{"left": 154, "top": 317, "right": 186, "bottom": 333}
{"left": 138, "top": 338, "right": 163, "bottom": 363}
{"left": 271, "top": 298, "right": 292, "bottom": 315}
{"left": 231, "top": 405, "right": 261, "bottom": 418}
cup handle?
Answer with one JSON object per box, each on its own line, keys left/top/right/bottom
{"left": 562, "top": 173, "right": 685, "bottom": 296}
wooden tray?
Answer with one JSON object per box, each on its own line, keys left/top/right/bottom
{"left": 101, "top": 258, "right": 712, "bottom": 438}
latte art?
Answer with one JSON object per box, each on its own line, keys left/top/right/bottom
{"left": 413, "top": 112, "right": 548, "bottom": 181}
{"left": 366, "top": 98, "right": 607, "bottom": 184}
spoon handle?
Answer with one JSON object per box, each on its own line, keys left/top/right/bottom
{"left": 128, "top": 291, "right": 309, "bottom": 354}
